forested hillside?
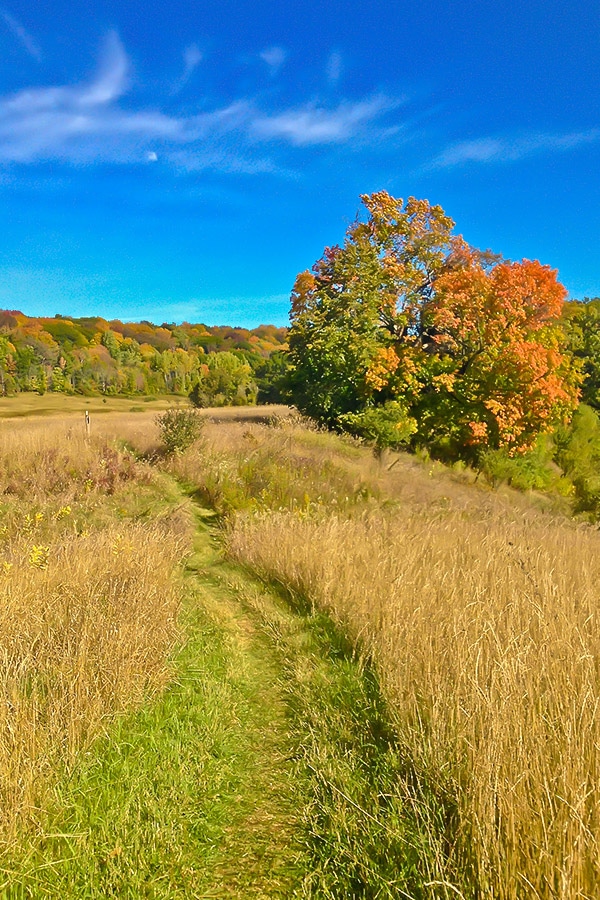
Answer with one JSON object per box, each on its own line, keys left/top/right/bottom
{"left": 0, "top": 310, "right": 287, "bottom": 404}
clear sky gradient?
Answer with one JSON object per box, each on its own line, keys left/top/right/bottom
{"left": 0, "top": 0, "right": 598, "bottom": 326}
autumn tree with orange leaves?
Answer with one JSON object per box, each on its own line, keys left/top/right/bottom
{"left": 288, "top": 192, "right": 580, "bottom": 458}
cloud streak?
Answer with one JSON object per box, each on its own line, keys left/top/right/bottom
{"left": 432, "top": 129, "right": 600, "bottom": 168}
{"left": 174, "top": 43, "right": 203, "bottom": 91}
{"left": 171, "top": 43, "right": 203, "bottom": 94}
{"left": 252, "top": 95, "right": 398, "bottom": 146}
{"left": 0, "top": 7, "right": 41, "bottom": 60}
{"left": 0, "top": 34, "right": 401, "bottom": 170}
{"left": 260, "top": 46, "right": 286, "bottom": 75}
{"left": 326, "top": 51, "right": 343, "bottom": 86}
{"left": 0, "top": 33, "right": 178, "bottom": 163}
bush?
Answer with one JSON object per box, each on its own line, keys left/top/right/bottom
{"left": 555, "top": 404, "right": 600, "bottom": 514}
{"left": 156, "top": 407, "right": 203, "bottom": 454}
{"left": 479, "top": 436, "right": 566, "bottom": 492}
{"left": 339, "top": 401, "right": 417, "bottom": 452}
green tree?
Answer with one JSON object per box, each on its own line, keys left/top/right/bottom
{"left": 190, "top": 352, "right": 257, "bottom": 407}
{"left": 101, "top": 330, "right": 122, "bottom": 361}
{"left": 288, "top": 192, "right": 579, "bottom": 458}
{"left": 37, "top": 371, "right": 47, "bottom": 395}
{"left": 0, "top": 335, "right": 14, "bottom": 395}
{"left": 555, "top": 403, "right": 600, "bottom": 513}
{"left": 254, "top": 351, "right": 291, "bottom": 404}
{"left": 562, "top": 299, "right": 600, "bottom": 409}
{"left": 50, "top": 366, "right": 69, "bottom": 393}
{"left": 15, "top": 345, "right": 37, "bottom": 385}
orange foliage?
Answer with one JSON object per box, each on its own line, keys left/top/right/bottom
{"left": 365, "top": 347, "right": 400, "bottom": 391}
{"left": 290, "top": 270, "right": 317, "bottom": 320}
{"left": 288, "top": 190, "right": 580, "bottom": 456}
{"left": 431, "top": 257, "right": 577, "bottom": 450}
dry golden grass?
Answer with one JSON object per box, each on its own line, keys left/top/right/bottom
{"left": 14, "top": 409, "right": 596, "bottom": 893}
{"left": 188, "top": 419, "right": 600, "bottom": 898}
{"left": 167, "top": 415, "right": 382, "bottom": 516}
{"left": 0, "top": 417, "right": 188, "bottom": 841}
{"left": 0, "top": 424, "right": 143, "bottom": 501}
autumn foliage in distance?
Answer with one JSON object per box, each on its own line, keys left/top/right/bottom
{"left": 288, "top": 191, "right": 580, "bottom": 459}
{"left": 0, "top": 312, "right": 287, "bottom": 406}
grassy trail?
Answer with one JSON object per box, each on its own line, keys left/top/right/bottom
{"left": 1, "top": 480, "right": 422, "bottom": 898}
{"left": 1, "top": 499, "right": 307, "bottom": 898}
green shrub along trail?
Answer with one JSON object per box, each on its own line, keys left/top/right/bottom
{"left": 0, "top": 480, "right": 429, "bottom": 899}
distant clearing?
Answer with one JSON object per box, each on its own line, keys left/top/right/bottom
{"left": 0, "top": 393, "right": 173, "bottom": 418}
{"left": 0, "top": 392, "right": 292, "bottom": 422}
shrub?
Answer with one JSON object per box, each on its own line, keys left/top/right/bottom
{"left": 555, "top": 403, "right": 600, "bottom": 513}
{"left": 156, "top": 407, "right": 203, "bottom": 454}
{"left": 339, "top": 401, "right": 417, "bottom": 452}
{"left": 479, "top": 436, "right": 565, "bottom": 492}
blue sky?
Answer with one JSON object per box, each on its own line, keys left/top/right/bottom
{"left": 0, "top": 0, "right": 598, "bottom": 327}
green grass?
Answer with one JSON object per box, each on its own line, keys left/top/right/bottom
{"left": 227, "top": 573, "right": 449, "bottom": 900}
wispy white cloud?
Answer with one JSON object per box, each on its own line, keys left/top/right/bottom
{"left": 0, "top": 34, "right": 402, "bottom": 169}
{"left": 252, "top": 95, "right": 396, "bottom": 146}
{"left": 0, "top": 31, "right": 128, "bottom": 117}
{"left": 432, "top": 129, "right": 600, "bottom": 168}
{"left": 170, "top": 43, "right": 203, "bottom": 94}
{"left": 80, "top": 31, "right": 129, "bottom": 106}
{"left": 166, "top": 140, "right": 283, "bottom": 176}
{"left": 0, "top": 33, "right": 177, "bottom": 163}
{"left": 260, "top": 46, "right": 286, "bottom": 75}
{"left": 0, "top": 7, "right": 41, "bottom": 61}
{"left": 179, "top": 43, "right": 203, "bottom": 88}
{"left": 184, "top": 43, "right": 202, "bottom": 73}
{"left": 326, "top": 51, "right": 343, "bottom": 86}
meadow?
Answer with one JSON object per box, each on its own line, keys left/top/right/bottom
{"left": 0, "top": 393, "right": 177, "bottom": 419}
{"left": 1, "top": 400, "right": 599, "bottom": 897}
{"left": 0, "top": 412, "right": 188, "bottom": 844}
{"left": 174, "top": 416, "right": 600, "bottom": 899}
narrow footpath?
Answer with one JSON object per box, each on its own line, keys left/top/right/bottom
{"left": 2, "top": 490, "right": 420, "bottom": 899}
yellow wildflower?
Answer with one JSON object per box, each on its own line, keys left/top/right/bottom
{"left": 29, "top": 546, "right": 50, "bottom": 570}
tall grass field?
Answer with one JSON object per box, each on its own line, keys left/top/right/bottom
{"left": 1, "top": 403, "right": 600, "bottom": 897}
{"left": 0, "top": 415, "right": 187, "bottom": 841}
{"left": 174, "top": 415, "right": 600, "bottom": 898}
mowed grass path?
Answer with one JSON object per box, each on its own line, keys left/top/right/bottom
{"left": 1, "top": 487, "right": 419, "bottom": 899}
{"left": 1, "top": 503, "right": 304, "bottom": 898}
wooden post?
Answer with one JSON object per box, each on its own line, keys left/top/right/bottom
{"left": 85, "top": 409, "right": 91, "bottom": 438}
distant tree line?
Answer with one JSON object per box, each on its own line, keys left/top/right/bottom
{"left": 0, "top": 311, "right": 289, "bottom": 406}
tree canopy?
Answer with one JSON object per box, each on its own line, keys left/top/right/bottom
{"left": 562, "top": 298, "right": 600, "bottom": 410}
{"left": 0, "top": 310, "right": 287, "bottom": 403}
{"left": 288, "top": 192, "right": 580, "bottom": 458}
